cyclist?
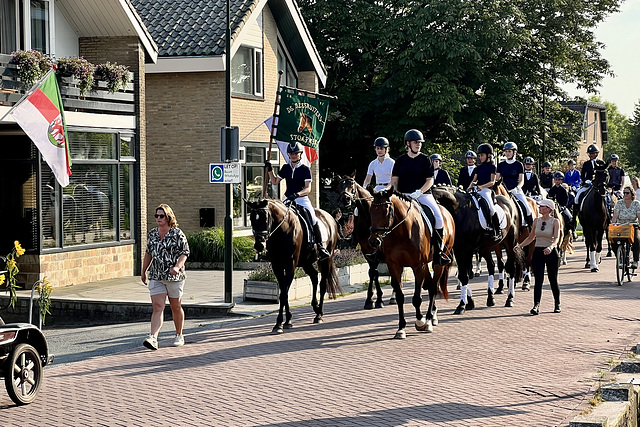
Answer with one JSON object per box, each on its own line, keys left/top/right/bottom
{"left": 431, "top": 153, "right": 452, "bottom": 185}
{"left": 612, "top": 185, "right": 640, "bottom": 269}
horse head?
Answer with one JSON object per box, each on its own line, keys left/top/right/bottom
{"left": 368, "top": 189, "right": 396, "bottom": 249}
{"left": 247, "top": 198, "right": 272, "bottom": 252}
{"left": 593, "top": 163, "right": 609, "bottom": 196}
{"left": 336, "top": 172, "right": 358, "bottom": 208}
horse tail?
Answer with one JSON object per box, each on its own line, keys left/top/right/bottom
{"left": 439, "top": 269, "right": 449, "bottom": 302}
{"left": 326, "top": 260, "right": 342, "bottom": 299}
{"left": 512, "top": 245, "right": 526, "bottom": 282}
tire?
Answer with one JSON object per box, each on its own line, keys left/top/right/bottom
{"left": 616, "top": 244, "right": 625, "bottom": 286}
{"left": 4, "top": 343, "right": 43, "bottom": 405}
{"left": 627, "top": 245, "right": 634, "bottom": 282}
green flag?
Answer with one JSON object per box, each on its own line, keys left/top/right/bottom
{"left": 276, "top": 90, "right": 330, "bottom": 150}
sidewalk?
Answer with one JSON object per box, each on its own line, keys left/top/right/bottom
{"left": 6, "top": 267, "right": 371, "bottom": 324}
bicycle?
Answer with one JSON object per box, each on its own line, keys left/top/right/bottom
{"left": 608, "top": 223, "right": 637, "bottom": 286}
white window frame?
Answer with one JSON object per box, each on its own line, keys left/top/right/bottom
{"left": 3, "top": 0, "right": 54, "bottom": 53}
{"left": 232, "top": 45, "right": 263, "bottom": 97}
{"left": 276, "top": 35, "right": 298, "bottom": 88}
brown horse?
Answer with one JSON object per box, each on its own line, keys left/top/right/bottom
{"left": 247, "top": 198, "right": 342, "bottom": 333}
{"left": 336, "top": 174, "right": 387, "bottom": 309}
{"left": 368, "top": 190, "right": 455, "bottom": 339}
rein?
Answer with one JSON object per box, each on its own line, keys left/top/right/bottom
{"left": 267, "top": 201, "right": 292, "bottom": 239}
{"left": 339, "top": 178, "right": 374, "bottom": 202}
{"left": 371, "top": 197, "right": 414, "bottom": 240}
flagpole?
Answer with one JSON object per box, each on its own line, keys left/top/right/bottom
{"left": 0, "top": 69, "right": 55, "bottom": 122}
{"left": 280, "top": 85, "right": 337, "bottom": 101}
{"left": 263, "top": 70, "right": 284, "bottom": 198}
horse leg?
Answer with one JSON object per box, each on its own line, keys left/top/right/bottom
{"left": 304, "top": 265, "right": 323, "bottom": 323}
{"left": 390, "top": 274, "right": 406, "bottom": 339}
{"left": 455, "top": 256, "right": 473, "bottom": 314}
{"left": 505, "top": 276, "right": 515, "bottom": 307}
{"left": 414, "top": 268, "right": 432, "bottom": 332}
{"left": 373, "top": 261, "right": 384, "bottom": 309}
{"left": 495, "top": 252, "right": 505, "bottom": 294}
{"left": 485, "top": 254, "right": 496, "bottom": 306}
{"left": 272, "top": 265, "right": 293, "bottom": 334}
{"left": 364, "top": 260, "right": 376, "bottom": 310}
{"left": 474, "top": 252, "right": 482, "bottom": 277}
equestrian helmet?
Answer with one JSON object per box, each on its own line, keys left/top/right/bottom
{"left": 587, "top": 144, "right": 599, "bottom": 154}
{"left": 553, "top": 171, "right": 564, "bottom": 179}
{"left": 610, "top": 153, "right": 619, "bottom": 161}
{"left": 287, "top": 142, "right": 304, "bottom": 154}
{"left": 404, "top": 129, "right": 424, "bottom": 143}
{"left": 466, "top": 150, "right": 477, "bottom": 158}
{"left": 504, "top": 141, "right": 518, "bottom": 151}
{"left": 374, "top": 137, "right": 389, "bottom": 148}
{"left": 477, "top": 143, "right": 494, "bottom": 156}
{"left": 430, "top": 153, "right": 443, "bottom": 162}
{"left": 568, "top": 159, "right": 576, "bottom": 165}
{"left": 524, "top": 156, "right": 535, "bottom": 165}
{"left": 542, "top": 161, "right": 552, "bottom": 168}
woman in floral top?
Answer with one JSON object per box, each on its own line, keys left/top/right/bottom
{"left": 141, "top": 204, "right": 190, "bottom": 350}
{"left": 612, "top": 186, "right": 640, "bottom": 269}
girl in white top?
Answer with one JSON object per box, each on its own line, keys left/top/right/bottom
{"left": 363, "top": 137, "right": 395, "bottom": 193}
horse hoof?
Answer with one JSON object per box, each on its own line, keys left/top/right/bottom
{"left": 561, "top": 259, "right": 567, "bottom": 266}
{"left": 313, "top": 316, "right": 323, "bottom": 324}
{"left": 283, "top": 323, "right": 293, "bottom": 329}
{"left": 272, "top": 326, "right": 284, "bottom": 334}
{"left": 494, "top": 286, "right": 504, "bottom": 295}
{"left": 585, "top": 263, "right": 590, "bottom": 269}
{"left": 375, "top": 300, "right": 384, "bottom": 309}
{"left": 523, "top": 276, "right": 530, "bottom": 285}
{"left": 591, "top": 268, "right": 599, "bottom": 272}
{"left": 394, "top": 330, "right": 406, "bottom": 339}
{"left": 425, "top": 320, "right": 433, "bottom": 333}
{"left": 505, "top": 297, "right": 514, "bottom": 308}
{"left": 415, "top": 318, "right": 427, "bottom": 331}
{"left": 475, "top": 272, "right": 480, "bottom": 277}
{"left": 487, "top": 294, "right": 495, "bottom": 307}
{"left": 389, "top": 297, "right": 397, "bottom": 305}
{"left": 364, "top": 301, "right": 374, "bottom": 310}
{"left": 432, "top": 316, "right": 438, "bottom": 326}
{"left": 466, "top": 297, "right": 475, "bottom": 310}
{"left": 454, "top": 302, "right": 465, "bottom": 315}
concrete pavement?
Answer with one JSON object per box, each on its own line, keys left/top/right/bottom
{"left": 2, "top": 243, "right": 640, "bottom": 426}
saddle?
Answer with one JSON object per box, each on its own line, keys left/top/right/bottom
{"left": 507, "top": 192, "right": 528, "bottom": 227}
{"left": 286, "top": 201, "right": 315, "bottom": 244}
{"left": 416, "top": 202, "right": 436, "bottom": 235}
{"left": 470, "top": 192, "right": 507, "bottom": 232}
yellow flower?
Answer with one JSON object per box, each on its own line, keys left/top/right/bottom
{"left": 0, "top": 274, "right": 5, "bottom": 286}
{"left": 7, "top": 259, "right": 16, "bottom": 270}
{"left": 14, "top": 240, "right": 25, "bottom": 256}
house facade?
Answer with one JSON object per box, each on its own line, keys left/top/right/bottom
{"left": 133, "top": 0, "right": 327, "bottom": 234}
{"left": 561, "top": 100, "right": 608, "bottom": 163}
{"left": 0, "top": 0, "right": 157, "bottom": 287}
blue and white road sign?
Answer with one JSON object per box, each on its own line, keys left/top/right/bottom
{"left": 210, "top": 162, "right": 241, "bottom": 184}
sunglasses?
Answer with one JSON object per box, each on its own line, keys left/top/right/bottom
{"left": 624, "top": 192, "right": 631, "bottom": 195}
{"left": 154, "top": 214, "right": 166, "bottom": 219}
{"left": 540, "top": 221, "right": 547, "bottom": 231}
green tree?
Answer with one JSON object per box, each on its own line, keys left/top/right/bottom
{"left": 627, "top": 101, "right": 640, "bottom": 176}
{"left": 299, "top": 0, "right": 621, "bottom": 181}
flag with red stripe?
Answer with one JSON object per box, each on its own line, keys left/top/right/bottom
{"left": 12, "top": 71, "right": 72, "bottom": 187}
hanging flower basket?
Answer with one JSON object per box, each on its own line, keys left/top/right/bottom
{"left": 10, "top": 50, "right": 53, "bottom": 88}
{"left": 56, "top": 56, "right": 95, "bottom": 97}
{"left": 95, "top": 62, "right": 130, "bottom": 93}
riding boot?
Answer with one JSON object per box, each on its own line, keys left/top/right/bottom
{"left": 313, "top": 223, "right": 331, "bottom": 261}
{"left": 492, "top": 213, "right": 502, "bottom": 241}
{"left": 525, "top": 213, "right": 534, "bottom": 228}
{"left": 432, "top": 228, "right": 451, "bottom": 266}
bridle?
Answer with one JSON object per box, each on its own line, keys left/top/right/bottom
{"left": 370, "top": 196, "right": 413, "bottom": 241}
{"left": 252, "top": 201, "right": 291, "bottom": 241}
{"left": 339, "top": 177, "right": 373, "bottom": 203}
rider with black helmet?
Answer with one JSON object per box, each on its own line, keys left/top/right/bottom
{"left": 581, "top": 144, "right": 600, "bottom": 185}
{"left": 607, "top": 154, "right": 625, "bottom": 194}
{"left": 430, "top": 153, "right": 452, "bottom": 185}
{"left": 547, "top": 172, "right": 570, "bottom": 212}
{"left": 363, "top": 137, "right": 395, "bottom": 193}
{"left": 563, "top": 159, "right": 580, "bottom": 191}
{"left": 457, "top": 150, "right": 477, "bottom": 190}
{"left": 540, "top": 161, "right": 554, "bottom": 191}
{"left": 496, "top": 141, "right": 533, "bottom": 226}
{"left": 522, "top": 156, "right": 542, "bottom": 197}
{"left": 391, "top": 129, "right": 451, "bottom": 266}
{"left": 470, "top": 142, "right": 501, "bottom": 240}
{"left": 265, "top": 142, "right": 331, "bottom": 260}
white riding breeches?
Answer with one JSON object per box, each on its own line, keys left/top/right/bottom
{"left": 409, "top": 192, "right": 443, "bottom": 229}
{"left": 292, "top": 195, "right": 318, "bottom": 225}
{"left": 479, "top": 188, "right": 496, "bottom": 215}
{"left": 509, "top": 187, "right": 532, "bottom": 216}
{"left": 374, "top": 184, "right": 389, "bottom": 193}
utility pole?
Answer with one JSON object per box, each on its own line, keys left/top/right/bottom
{"left": 224, "top": 0, "right": 233, "bottom": 304}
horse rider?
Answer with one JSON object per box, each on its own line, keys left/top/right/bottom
{"left": 457, "top": 150, "right": 477, "bottom": 190}
{"left": 496, "top": 141, "right": 533, "bottom": 227}
{"left": 431, "top": 153, "right": 452, "bottom": 185}
{"left": 575, "top": 144, "right": 601, "bottom": 205}
{"left": 563, "top": 160, "right": 580, "bottom": 191}
{"left": 607, "top": 154, "right": 625, "bottom": 198}
{"left": 363, "top": 137, "right": 395, "bottom": 193}
{"left": 547, "top": 171, "right": 572, "bottom": 225}
{"left": 469, "top": 142, "right": 501, "bottom": 240}
{"left": 391, "top": 129, "right": 451, "bottom": 266}
{"left": 539, "top": 161, "right": 554, "bottom": 192}
{"left": 264, "top": 142, "right": 331, "bottom": 260}
{"left": 522, "top": 156, "right": 542, "bottom": 198}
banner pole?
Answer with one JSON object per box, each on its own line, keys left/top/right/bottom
{"left": 263, "top": 70, "right": 284, "bottom": 199}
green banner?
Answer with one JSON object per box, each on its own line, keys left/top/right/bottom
{"left": 277, "top": 90, "right": 330, "bottom": 149}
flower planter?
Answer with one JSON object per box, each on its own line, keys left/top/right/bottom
{"left": 243, "top": 276, "right": 313, "bottom": 302}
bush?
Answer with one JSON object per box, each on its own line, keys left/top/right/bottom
{"left": 333, "top": 248, "right": 366, "bottom": 268}
{"left": 247, "top": 263, "right": 307, "bottom": 282}
{"left": 186, "top": 228, "right": 254, "bottom": 263}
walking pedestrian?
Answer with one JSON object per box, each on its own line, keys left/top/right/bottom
{"left": 141, "top": 204, "right": 190, "bottom": 350}
{"left": 515, "top": 199, "right": 561, "bottom": 315}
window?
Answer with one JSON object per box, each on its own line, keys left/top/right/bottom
{"left": 277, "top": 41, "right": 298, "bottom": 88}
{"left": 0, "top": 0, "right": 50, "bottom": 54}
{"left": 593, "top": 111, "right": 598, "bottom": 142}
{"left": 232, "top": 46, "right": 263, "bottom": 97}
{"left": 41, "top": 130, "right": 136, "bottom": 249}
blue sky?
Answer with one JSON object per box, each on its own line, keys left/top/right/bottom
{"left": 562, "top": 0, "right": 640, "bottom": 118}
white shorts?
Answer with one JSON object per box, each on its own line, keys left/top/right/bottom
{"left": 148, "top": 279, "right": 185, "bottom": 299}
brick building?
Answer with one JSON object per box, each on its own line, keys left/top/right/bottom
{"left": 561, "top": 100, "right": 609, "bottom": 163}
{"left": 132, "top": 0, "right": 327, "bottom": 234}
{"left": 0, "top": 0, "right": 157, "bottom": 288}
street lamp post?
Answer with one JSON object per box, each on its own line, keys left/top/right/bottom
{"left": 224, "top": 0, "right": 233, "bottom": 304}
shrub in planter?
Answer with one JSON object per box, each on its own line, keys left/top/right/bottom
{"left": 10, "top": 50, "right": 53, "bottom": 88}
{"left": 186, "top": 228, "right": 254, "bottom": 263}
{"left": 95, "top": 62, "right": 130, "bottom": 93}
{"left": 57, "top": 56, "right": 94, "bottom": 96}
{"left": 247, "top": 263, "right": 307, "bottom": 282}
{"left": 333, "top": 248, "right": 366, "bottom": 268}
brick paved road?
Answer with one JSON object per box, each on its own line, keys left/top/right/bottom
{"left": 2, "top": 244, "right": 640, "bottom": 426}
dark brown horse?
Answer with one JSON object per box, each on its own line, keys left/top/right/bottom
{"left": 247, "top": 198, "right": 342, "bottom": 333}
{"left": 368, "top": 190, "right": 455, "bottom": 339}
{"left": 337, "top": 174, "right": 387, "bottom": 309}
{"left": 579, "top": 165, "right": 609, "bottom": 272}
